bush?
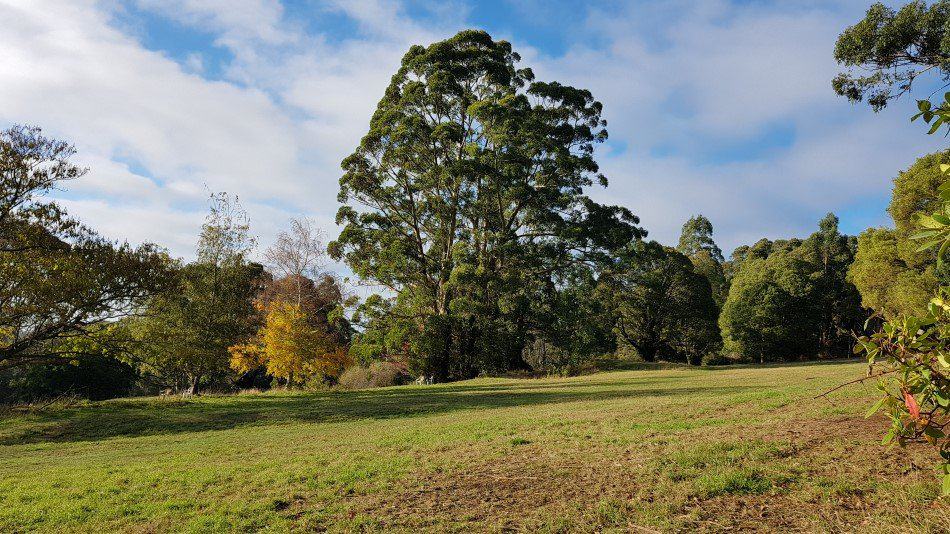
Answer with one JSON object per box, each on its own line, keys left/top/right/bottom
{"left": 0, "top": 356, "right": 139, "bottom": 403}
{"left": 702, "top": 352, "right": 737, "bottom": 366}
{"left": 338, "top": 366, "right": 372, "bottom": 390}
{"left": 368, "top": 361, "right": 407, "bottom": 387}
{"left": 339, "top": 361, "right": 409, "bottom": 390}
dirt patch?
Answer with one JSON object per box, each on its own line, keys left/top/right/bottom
{"left": 351, "top": 445, "right": 642, "bottom": 531}
{"left": 334, "top": 416, "right": 950, "bottom": 532}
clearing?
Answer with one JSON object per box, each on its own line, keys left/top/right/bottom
{"left": 1, "top": 360, "right": 948, "bottom": 532}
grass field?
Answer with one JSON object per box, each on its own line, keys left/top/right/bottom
{"left": 2, "top": 360, "right": 949, "bottom": 532}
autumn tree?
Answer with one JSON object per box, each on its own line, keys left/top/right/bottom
{"left": 0, "top": 125, "right": 170, "bottom": 370}
{"left": 331, "top": 30, "right": 642, "bottom": 380}
{"left": 229, "top": 300, "right": 348, "bottom": 387}
{"left": 229, "top": 217, "right": 350, "bottom": 387}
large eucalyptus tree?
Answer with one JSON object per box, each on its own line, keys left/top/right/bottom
{"left": 331, "top": 30, "right": 641, "bottom": 379}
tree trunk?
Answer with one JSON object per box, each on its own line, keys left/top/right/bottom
{"left": 189, "top": 375, "right": 201, "bottom": 395}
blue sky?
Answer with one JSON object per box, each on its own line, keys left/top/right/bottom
{"left": 0, "top": 0, "right": 945, "bottom": 262}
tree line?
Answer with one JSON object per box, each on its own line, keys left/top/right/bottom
{"left": 3, "top": 18, "right": 945, "bottom": 401}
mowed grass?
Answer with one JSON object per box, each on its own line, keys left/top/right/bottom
{"left": 1, "top": 361, "right": 949, "bottom": 532}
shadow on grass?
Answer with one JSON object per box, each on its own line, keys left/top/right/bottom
{"left": 1, "top": 379, "right": 755, "bottom": 446}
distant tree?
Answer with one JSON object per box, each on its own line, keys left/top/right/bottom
{"left": 604, "top": 242, "right": 720, "bottom": 365}
{"left": 721, "top": 215, "right": 865, "bottom": 362}
{"left": 849, "top": 151, "right": 950, "bottom": 317}
{"left": 677, "top": 215, "right": 727, "bottom": 306}
{"left": 720, "top": 252, "right": 815, "bottom": 363}
{"left": 330, "top": 30, "right": 642, "bottom": 380}
{"left": 677, "top": 215, "right": 723, "bottom": 262}
{"left": 689, "top": 251, "right": 727, "bottom": 307}
{"left": 230, "top": 218, "right": 351, "bottom": 388}
{"left": 139, "top": 193, "right": 263, "bottom": 393}
{"left": 265, "top": 217, "right": 329, "bottom": 307}
{"left": 0, "top": 125, "right": 170, "bottom": 371}
{"left": 850, "top": 228, "right": 936, "bottom": 316}
{"left": 833, "top": 1, "right": 950, "bottom": 110}
{"left": 524, "top": 266, "right": 617, "bottom": 373}
{"left": 257, "top": 273, "right": 350, "bottom": 344}
{"left": 798, "top": 214, "right": 866, "bottom": 357}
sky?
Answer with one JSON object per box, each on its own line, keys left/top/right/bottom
{"left": 1, "top": 0, "right": 946, "bottom": 265}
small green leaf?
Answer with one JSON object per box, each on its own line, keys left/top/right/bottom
{"left": 882, "top": 427, "right": 896, "bottom": 445}
{"left": 911, "top": 230, "right": 941, "bottom": 239}
{"left": 916, "top": 239, "right": 944, "bottom": 252}
{"left": 866, "top": 397, "right": 886, "bottom": 418}
{"left": 917, "top": 214, "right": 945, "bottom": 229}
{"left": 930, "top": 117, "right": 946, "bottom": 135}
{"left": 939, "top": 240, "right": 950, "bottom": 267}
{"left": 925, "top": 425, "right": 945, "bottom": 440}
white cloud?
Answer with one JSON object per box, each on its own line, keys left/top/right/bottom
{"left": 0, "top": 0, "right": 310, "bottom": 257}
{"left": 528, "top": 0, "right": 945, "bottom": 253}
{"left": 0, "top": 0, "right": 942, "bottom": 265}
{"left": 133, "top": 0, "right": 291, "bottom": 46}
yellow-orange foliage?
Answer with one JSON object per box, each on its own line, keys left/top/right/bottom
{"left": 229, "top": 300, "right": 348, "bottom": 385}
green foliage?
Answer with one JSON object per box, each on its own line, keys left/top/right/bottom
{"left": 677, "top": 215, "right": 727, "bottom": 306}
{"left": 721, "top": 214, "right": 865, "bottom": 362}
{"left": 848, "top": 151, "right": 950, "bottom": 317}
{"left": 136, "top": 193, "right": 264, "bottom": 393}
{"left": 833, "top": 1, "right": 950, "bottom": 110}
{"left": 850, "top": 227, "right": 938, "bottom": 316}
{"left": 857, "top": 307, "right": 950, "bottom": 493}
{"left": 331, "top": 30, "right": 641, "bottom": 380}
{"left": 603, "top": 241, "right": 720, "bottom": 365}
{"left": 0, "top": 324, "right": 140, "bottom": 403}
{"left": 720, "top": 254, "right": 815, "bottom": 362}
{"left": 677, "top": 214, "right": 723, "bottom": 263}
{"left": 855, "top": 87, "right": 950, "bottom": 496}
{"left": 0, "top": 125, "right": 171, "bottom": 372}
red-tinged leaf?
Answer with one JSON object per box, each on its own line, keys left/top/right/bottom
{"left": 903, "top": 389, "right": 921, "bottom": 421}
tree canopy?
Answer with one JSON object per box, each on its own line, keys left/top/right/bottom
{"left": 833, "top": 1, "right": 950, "bottom": 110}
{"left": 677, "top": 214, "right": 727, "bottom": 306}
{"left": 331, "top": 30, "right": 642, "bottom": 380}
{"left": 137, "top": 193, "right": 264, "bottom": 393}
{"left": 0, "top": 125, "right": 170, "bottom": 371}
{"left": 721, "top": 214, "right": 864, "bottom": 362}
{"left": 849, "top": 151, "right": 950, "bottom": 317}
{"left": 603, "top": 242, "right": 720, "bottom": 365}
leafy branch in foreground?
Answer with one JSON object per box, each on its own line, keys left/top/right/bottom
{"left": 857, "top": 92, "right": 950, "bottom": 494}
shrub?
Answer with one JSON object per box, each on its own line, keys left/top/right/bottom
{"left": 338, "top": 366, "right": 372, "bottom": 390}
{"left": 368, "top": 361, "right": 407, "bottom": 388}
{"left": 339, "top": 361, "right": 409, "bottom": 390}
{"left": 702, "top": 352, "right": 736, "bottom": 366}
{"left": 0, "top": 356, "right": 139, "bottom": 403}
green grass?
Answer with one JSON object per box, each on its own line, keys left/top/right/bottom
{"left": 1, "top": 360, "right": 948, "bottom": 532}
